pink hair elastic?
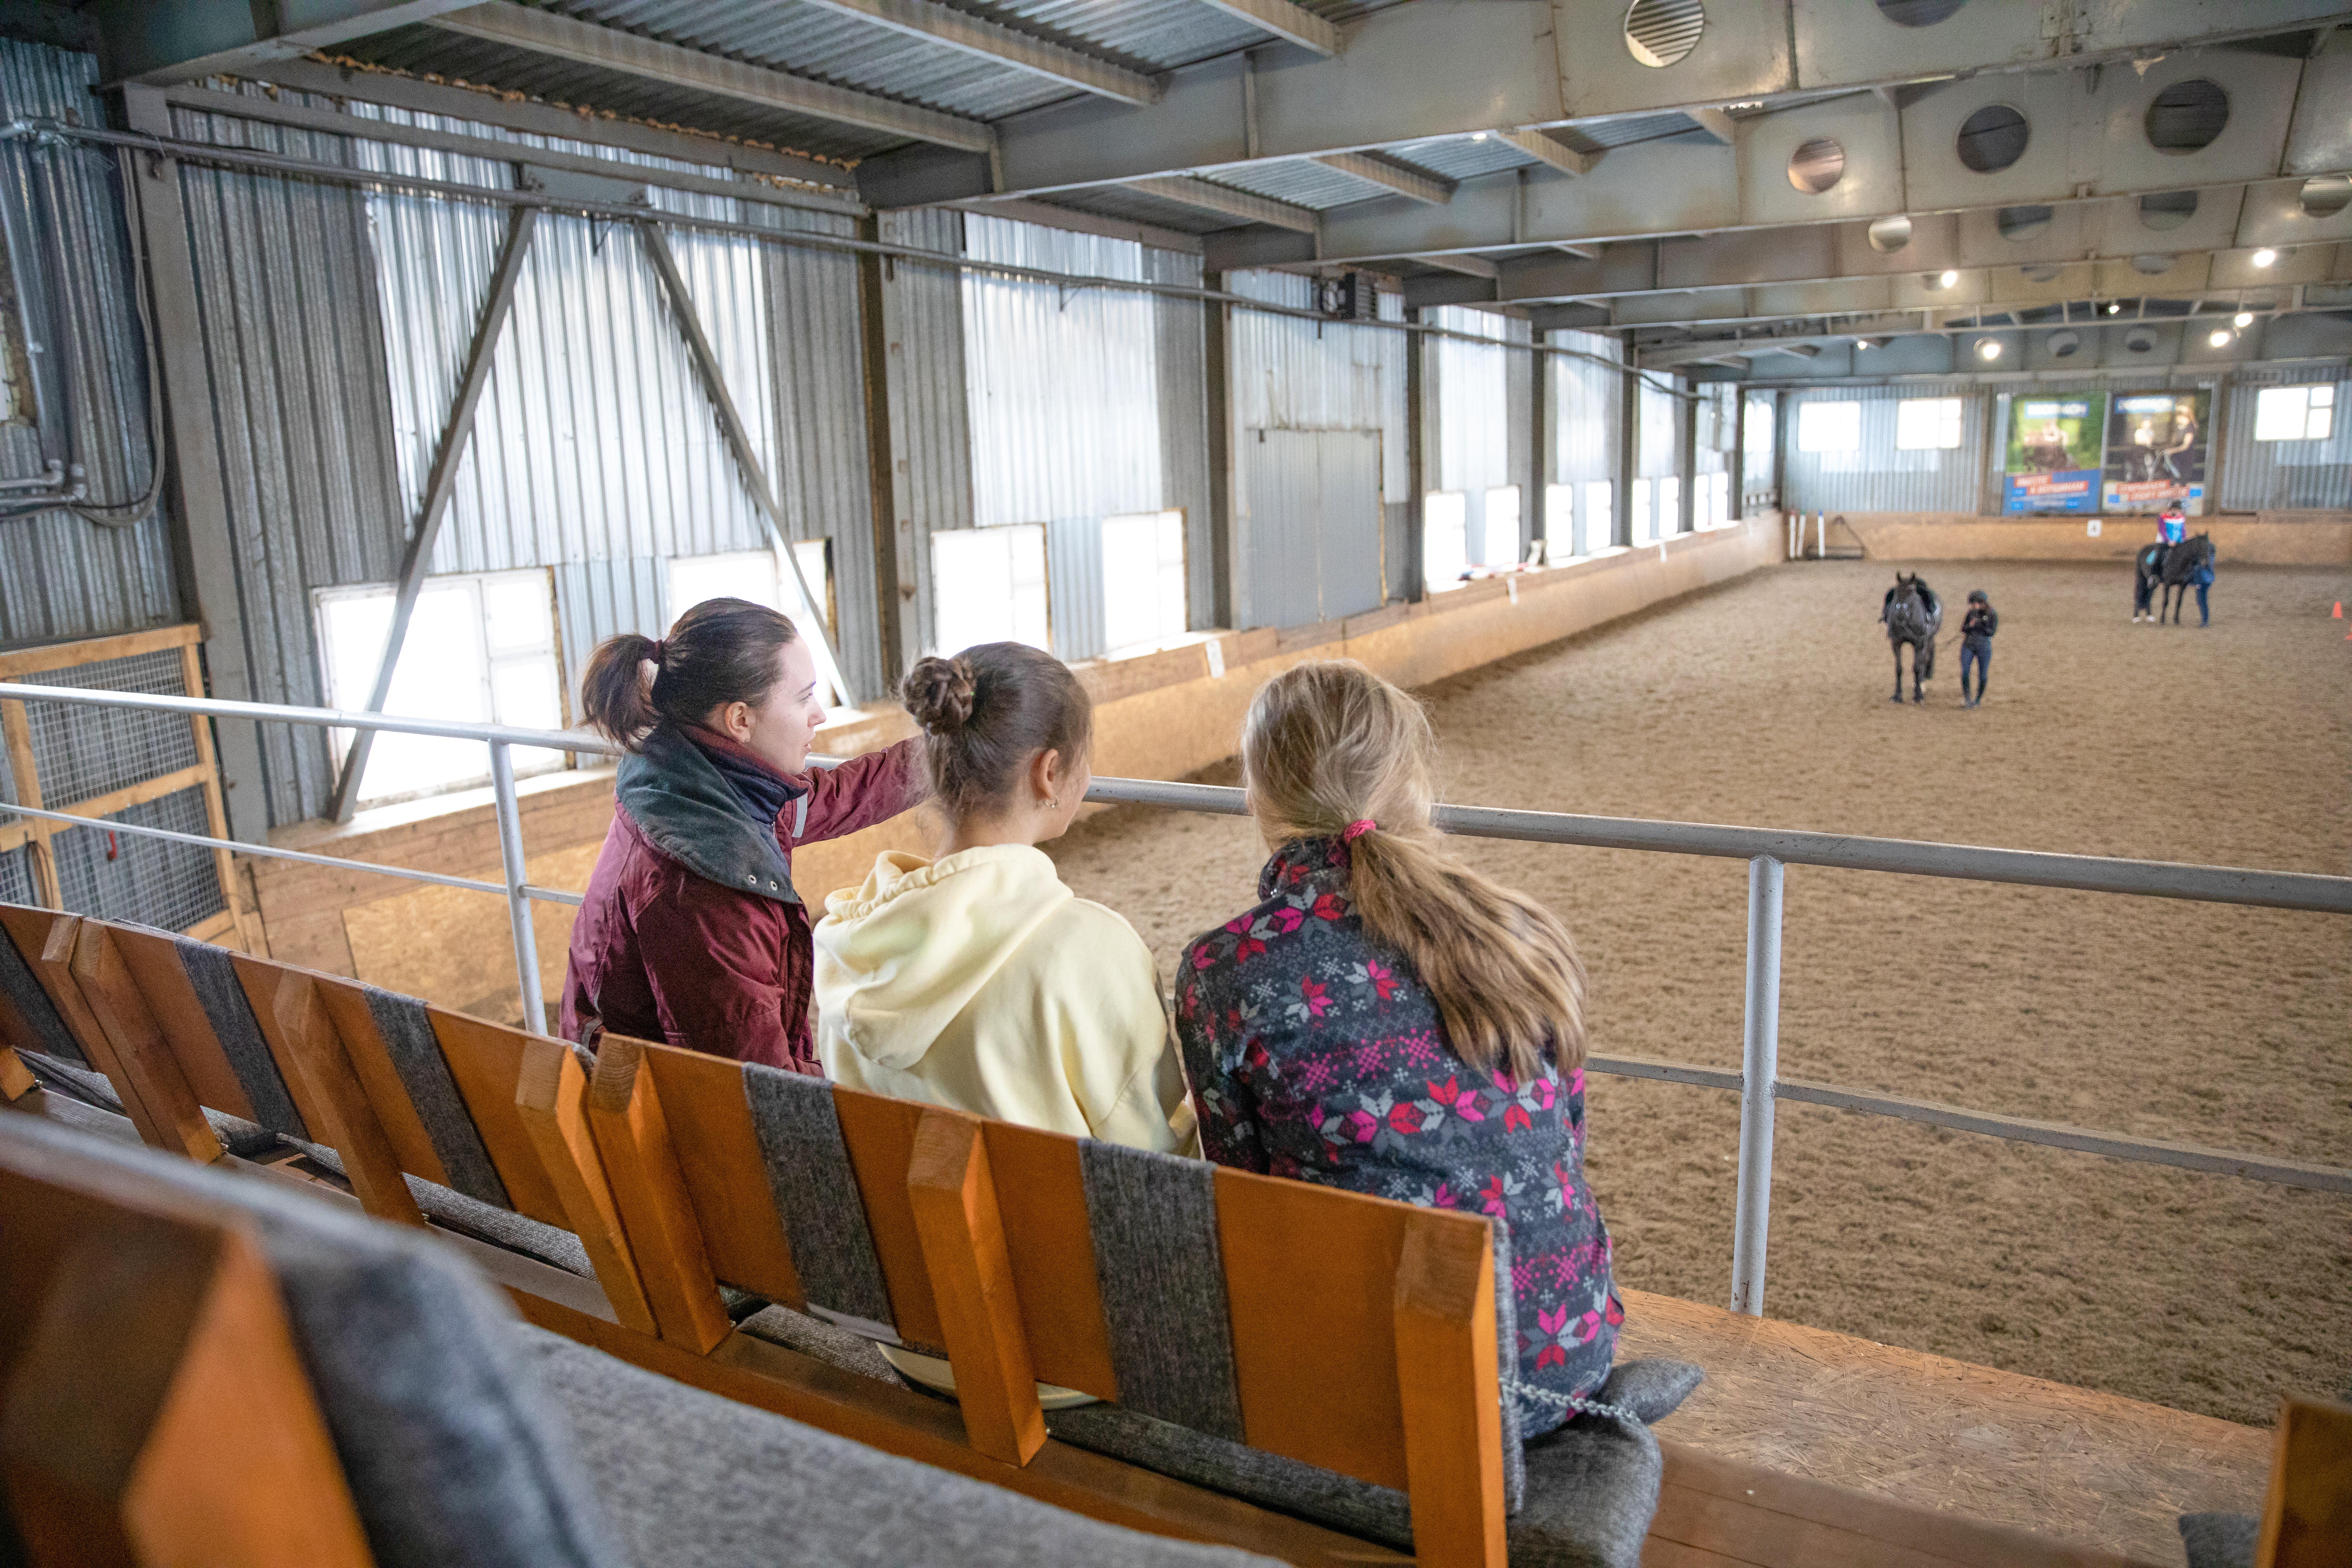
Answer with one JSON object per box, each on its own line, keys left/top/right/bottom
{"left": 1341, "top": 819, "right": 1377, "bottom": 842}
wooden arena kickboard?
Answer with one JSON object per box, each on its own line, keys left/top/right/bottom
{"left": 1617, "top": 1289, "right": 2269, "bottom": 1566}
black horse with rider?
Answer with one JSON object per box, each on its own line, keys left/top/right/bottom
{"left": 2135, "top": 534, "right": 2216, "bottom": 625}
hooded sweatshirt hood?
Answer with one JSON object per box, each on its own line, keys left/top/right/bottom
{"left": 814, "top": 844, "right": 1073, "bottom": 1071}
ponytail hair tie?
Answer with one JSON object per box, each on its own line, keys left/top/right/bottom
{"left": 649, "top": 638, "right": 667, "bottom": 664}
{"left": 1341, "top": 818, "right": 1377, "bottom": 843}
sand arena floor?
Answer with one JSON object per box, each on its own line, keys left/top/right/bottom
{"left": 1044, "top": 557, "right": 2352, "bottom": 1427}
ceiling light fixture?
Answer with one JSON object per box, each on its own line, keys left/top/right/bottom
{"left": 2107, "top": 301, "right": 2122, "bottom": 314}
{"left": 1939, "top": 270, "right": 1960, "bottom": 288}
{"left": 2252, "top": 247, "right": 2278, "bottom": 268}
{"left": 2233, "top": 310, "right": 2253, "bottom": 328}
{"left": 2208, "top": 328, "right": 2233, "bottom": 347}
{"left": 1977, "top": 339, "right": 2002, "bottom": 360}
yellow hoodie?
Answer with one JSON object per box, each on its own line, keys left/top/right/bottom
{"left": 813, "top": 844, "right": 1196, "bottom": 1155}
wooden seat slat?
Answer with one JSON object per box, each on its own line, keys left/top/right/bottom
{"left": 979, "top": 1120, "right": 1120, "bottom": 1400}
{"left": 425, "top": 1006, "right": 574, "bottom": 1228}
{"left": 254, "top": 966, "right": 428, "bottom": 1228}
{"left": 103, "top": 924, "right": 261, "bottom": 1126}
{"left": 638, "top": 1041, "right": 806, "bottom": 1307}
{"left": 832, "top": 1085, "right": 949, "bottom": 1348}
{"left": 64, "top": 920, "right": 219, "bottom": 1162}
{"left": 0, "top": 904, "right": 105, "bottom": 1061}
{"left": 585, "top": 1035, "right": 735, "bottom": 1353}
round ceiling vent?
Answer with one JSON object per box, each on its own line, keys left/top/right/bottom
{"left": 2124, "top": 326, "right": 2159, "bottom": 354}
{"left": 2298, "top": 174, "right": 2352, "bottom": 219}
{"left": 2145, "top": 78, "right": 2228, "bottom": 154}
{"left": 2046, "top": 329, "right": 2082, "bottom": 358}
{"left": 2021, "top": 263, "right": 2062, "bottom": 283}
{"left": 1867, "top": 215, "right": 1913, "bottom": 252}
{"left": 1956, "top": 105, "right": 2029, "bottom": 173}
{"left": 2130, "top": 252, "right": 2176, "bottom": 275}
{"left": 1875, "top": 0, "right": 1968, "bottom": 23}
{"left": 1787, "top": 137, "right": 1846, "bottom": 194}
{"left": 2138, "top": 190, "right": 2198, "bottom": 231}
{"left": 1624, "top": 0, "right": 1704, "bottom": 67}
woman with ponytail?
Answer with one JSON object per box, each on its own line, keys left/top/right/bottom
{"left": 1175, "top": 660, "right": 1621, "bottom": 1436}
{"left": 562, "top": 598, "right": 924, "bottom": 1073}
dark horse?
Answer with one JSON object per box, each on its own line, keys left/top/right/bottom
{"left": 2142, "top": 533, "right": 2214, "bottom": 625}
{"left": 1880, "top": 572, "right": 1942, "bottom": 703}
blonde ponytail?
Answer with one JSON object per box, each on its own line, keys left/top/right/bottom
{"left": 1242, "top": 662, "right": 1586, "bottom": 1084}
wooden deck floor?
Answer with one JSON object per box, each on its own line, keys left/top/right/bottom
{"left": 1619, "top": 1289, "right": 2272, "bottom": 1567}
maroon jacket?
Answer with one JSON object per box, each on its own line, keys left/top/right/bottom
{"left": 561, "top": 724, "right": 926, "bottom": 1073}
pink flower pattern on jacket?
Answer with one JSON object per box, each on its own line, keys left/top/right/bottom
{"left": 1176, "top": 835, "right": 1620, "bottom": 1436}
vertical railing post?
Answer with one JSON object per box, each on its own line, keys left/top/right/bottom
{"left": 1730, "top": 853, "right": 1784, "bottom": 1317}
{"left": 489, "top": 741, "right": 547, "bottom": 1037}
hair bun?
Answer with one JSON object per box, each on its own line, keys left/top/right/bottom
{"left": 902, "top": 655, "right": 978, "bottom": 735}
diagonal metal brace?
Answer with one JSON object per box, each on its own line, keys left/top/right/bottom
{"left": 329, "top": 204, "right": 539, "bottom": 823}
{"left": 635, "top": 218, "right": 852, "bottom": 707}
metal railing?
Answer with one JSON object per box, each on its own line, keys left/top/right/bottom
{"left": 5, "top": 679, "right": 2349, "bottom": 1318}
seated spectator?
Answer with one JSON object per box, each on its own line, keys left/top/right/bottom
{"left": 815, "top": 641, "right": 1192, "bottom": 1154}
{"left": 1176, "top": 660, "right": 1621, "bottom": 1436}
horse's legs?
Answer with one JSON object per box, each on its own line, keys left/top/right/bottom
{"left": 1891, "top": 643, "right": 1904, "bottom": 701}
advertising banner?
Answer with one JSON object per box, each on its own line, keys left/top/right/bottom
{"left": 2100, "top": 390, "right": 2210, "bottom": 513}
{"left": 2003, "top": 394, "right": 2107, "bottom": 513}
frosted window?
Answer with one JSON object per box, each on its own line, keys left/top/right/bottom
{"left": 1797, "top": 400, "right": 1862, "bottom": 452}
{"left": 1544, "top": 485, "right": 1577, "bottom": 559}
{"left": 1100, "top": 509, "right": 1188, "bottom": 652}
{"left": 315, "top": 568, "right": 565, "bottom": 808}
{"left": 2254, "top": 384, "right": 2336, "bottom": 442}
{"left": 666, "top": 544, "right": 839, "bottom": 706}
{"left": 1895, "top": 397, "right": 1965, "bottom": 450}
{"left": 1657, "top": 476, "right": 1681, "bottom": 537}
{"left": 1483, "top": 486, "right": 1522, "bottom": 566}
{"left": 932, "top": 525, "right": 1049, "bottom": 653}
{"left": 1422, "top": 491, "right": 1468, "bottom": 589}
{"left": 1584, "top": 481, "right": 1614, "bottom": 552}
{"left": 1630, "top": 478, "right": 1654, "bottom": 545}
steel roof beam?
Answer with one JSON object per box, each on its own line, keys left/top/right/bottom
{"left": 1310, "top": 151, "right": 1454, "bottom": 205}
{"left": 871, "top": 0, "right": 2352, "bottom": 204}
{"left": 1191, "top": 0, "right": 1340, "bottom": 58}
{"left": 91, "top": 0, "right": 485, "bottom": 84}
{"left": 1126, "top": 176, "right": 1320, "bottom": 232}
{"left": 1498, "top": 130, "right": 1599, "bottom": 177}
{"left": 794, "top": 0, "right": 1162, "bottom": 106}
{"left": 1683, "top": 107, "right": 1736, "bottom": 145}
{"left": 431, "top": 1, "right": 995, "bottom": 153}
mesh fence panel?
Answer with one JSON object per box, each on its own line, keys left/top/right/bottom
{"left": 21, "top": 649, "right": 201, "bottom": 808}
{"left": 0, "top": 844, "right": 31, "bottom": 906}
{"left": 48, "top": 787, "right": 225, "bottom": 932}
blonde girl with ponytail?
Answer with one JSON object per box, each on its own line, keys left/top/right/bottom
{"left": 1174, "top": 660, "right": 1622, "bottom": 1436}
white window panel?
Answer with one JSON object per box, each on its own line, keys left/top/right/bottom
{"left": 1630, "top": 478, "right": 1653, "bottom": 544}
{"left": 315, "top": 567, "right": 565, "bottom": 809}
{"left": 1583, "top": 481, "right": 1613, "bottom": 552}
{"left": 1100, "top": 509, "right": 1188, "bottom": 652}
{"left": 932, "top": 524, "right": 1050, "bottom": 653}
{"left": 1657, "top": 476, "right": 1680, "bottom": 536}
{"left": 1895, "top": 397, "right": 1965, "bottom": 450}
{"left": 1797, "top": 400, "right": 1862, "bottom": 453}
{"left": 666, "top": 544, "right": 840, "bottom": 705}
{"left": 1422, "top": 491, "right": 1468, "bottom": 590}
{"left": 2254, "top": 384, "right": 2336, "bottom": 442}
{"left": 1483, "top": 485, "right": 1522, "bottom": 567}
{"left": 1544, "top": 484, "right": 1576, "bottom": 559}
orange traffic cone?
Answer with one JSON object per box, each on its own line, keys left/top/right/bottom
{"left": 2336, "top": 601, "right": 2345, "bottom": 618}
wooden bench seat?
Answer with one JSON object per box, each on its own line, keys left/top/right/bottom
{"left": 1618, "top": 1290, "right": 2273, "bottom": 1566}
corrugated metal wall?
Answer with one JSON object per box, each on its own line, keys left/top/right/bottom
{"left": 0, "top": 40, "right": 178, "bottom": 647}
{"left": 1227, "top": 269, "right": 1406, "bottom": 630}
{"left": 2218, "top": 368, "right": 2352, "bottom": 512}
{"left": 168, "top": 86, "right": 886, "bottom": 824}
{"left": 1149, "top": 248, "right": 1211, "bottom": 630}
{"left": 1780, "top": 383, "right": 1991, "bottom": 515}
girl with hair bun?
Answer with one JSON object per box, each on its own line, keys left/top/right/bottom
{"left": 562, "top": 597, "right": 925, "bottom": 1073}
{"left": 814, "top": 641, "right": 1192, "bottom": 1155}
{"left": 1176, "top": 660, "right": 1621, "bottom": 1437}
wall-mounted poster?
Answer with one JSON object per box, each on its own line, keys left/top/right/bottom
{"left": 2101, "top": 390, "right": 2210, "bottom": 513}
{"left": 2003, "top": 394, "right": 2107, "bottom": 513}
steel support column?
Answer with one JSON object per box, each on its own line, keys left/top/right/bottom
{"left": 1402, "top": 305, "right": 1426, "bottom": 602}
{"left": 329, "top": 204, "right": 537, "bottom": 822}
{"left": 1203, "top": 271, "right": 1235, "bottom": 628}
{"left": 1615, "top": 366, "right": 1637, "bottom": 549}
{"left": 854, "top": 218, "right": 905, "bottom": 686}
{"left": 637, "top": 220, "right": 853, "bottom": 705}
{"left": 118, "top": 85, "right": 269, "bottom": 842}
{"left": 1731, "top": 854, "right": 1785, "bottom": 1317}
{"left": 1528, "top": 329, "right": 1548, "bottom": 555}
{"left": 1679, "top": 379, "right": 1698, "bottom": 536}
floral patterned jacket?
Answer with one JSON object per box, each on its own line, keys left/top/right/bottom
{"left": 1174, "top": 835, "right": 1620, "bottom": 1437}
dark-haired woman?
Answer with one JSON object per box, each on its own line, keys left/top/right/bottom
{"left": 813, "top": 642, "right": 1192, "bottom": 1153}
{"left": 1176, "top": 659, "right": 1620, "bottom": 1437}
{"left": 562, "top": 598, "right": 924, "bottom": 1073}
